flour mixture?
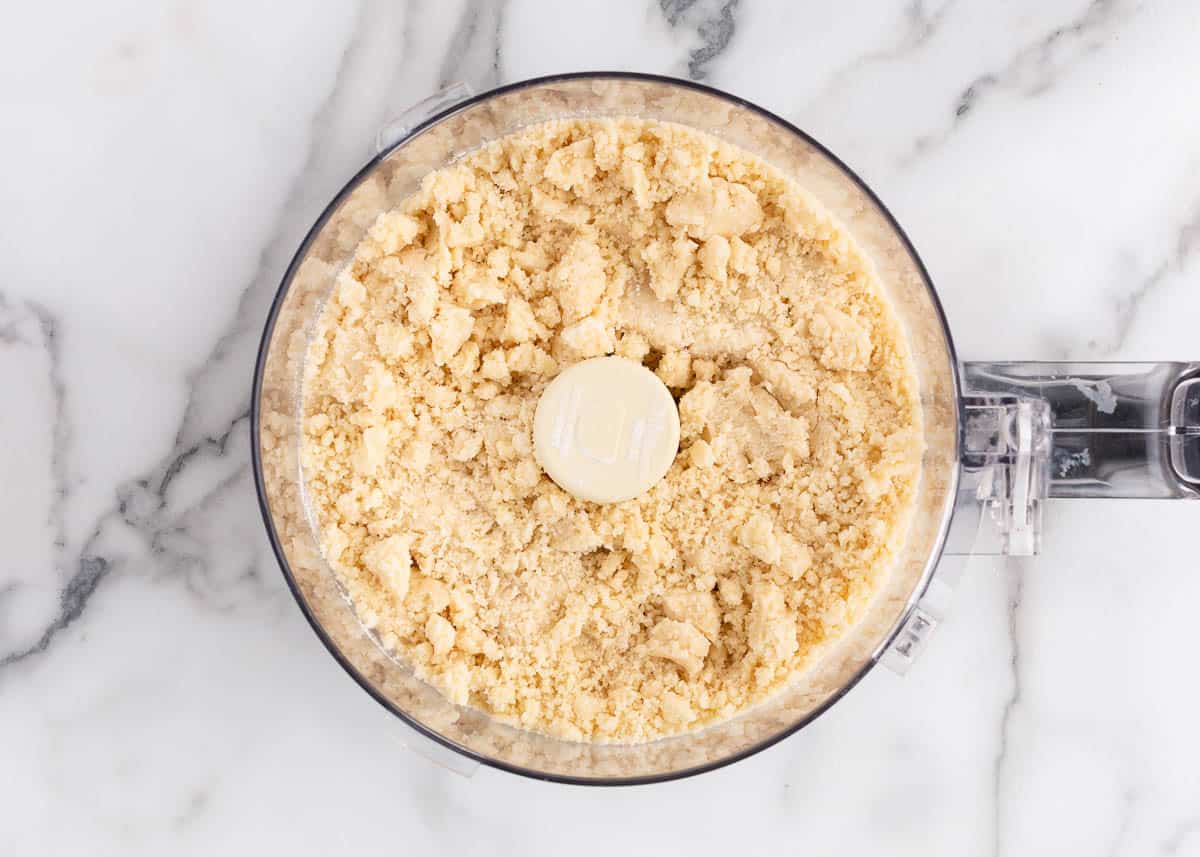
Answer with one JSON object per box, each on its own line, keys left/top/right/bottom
{"left": 300, "top": 118, "right": 922, "bottom": 742}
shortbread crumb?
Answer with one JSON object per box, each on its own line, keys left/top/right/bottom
{"left": 299, "top": 118, "right": 922, "bottom": 742}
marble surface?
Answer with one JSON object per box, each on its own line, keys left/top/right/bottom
{"left": 2, "top": 1, "right": 1199, "bottom": 854}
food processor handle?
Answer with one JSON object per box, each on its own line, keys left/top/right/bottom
{"left": 947, "top": 361, "right": 1199, "bottom": 557}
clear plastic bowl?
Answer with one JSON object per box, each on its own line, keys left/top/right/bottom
{"left": 252, "top": 73, "right": 962, "bottom": 784}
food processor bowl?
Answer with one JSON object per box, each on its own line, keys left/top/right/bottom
{"left": 252, "top": 73, "right": 1198, "bottom": 784}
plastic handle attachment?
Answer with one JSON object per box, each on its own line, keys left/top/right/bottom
{"left": 886, "top": 361, "right": 1198, "bottom": 674}
{"left": 949, "top": 361, "right": 1200, "bottom": 558}
{"left": 375, "top": 81, "right": 475, "bottom": 155}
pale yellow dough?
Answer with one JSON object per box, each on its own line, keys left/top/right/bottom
{"left": 300, "top": 118, "right": 922, "bottom": 742}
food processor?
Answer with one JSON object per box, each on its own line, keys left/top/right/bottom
{"left": 251, "top": 73, "right": 1199, "bottom": 784}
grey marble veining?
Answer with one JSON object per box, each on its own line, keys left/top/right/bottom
{"left": 659, "top": 0, "right": 742, "bottom": 79}
{"left": 439, "top": 0, "right": 508, "bottom": 88}
{"left": 2, "top": 1, "right": 1199, "bottom": 855}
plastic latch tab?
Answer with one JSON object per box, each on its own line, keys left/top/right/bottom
{"left": 959, "top": 396, "right": 1052, "bottom": 557}
{"left": 881, "top": 605, "right": 939, "bottom": 674}
{"left": 393, "top": 723, "right": 479, "bottom": 779}
{"left": 375, "top": 81, "right": 475, "bottom": 155}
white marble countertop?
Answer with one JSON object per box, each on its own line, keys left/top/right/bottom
{"left": 3, "top": 1, "right": 1199, "bottom": 854}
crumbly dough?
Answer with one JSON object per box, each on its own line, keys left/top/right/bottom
{"left": 300, "top": 118, "right": 922, "bottom": 742}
